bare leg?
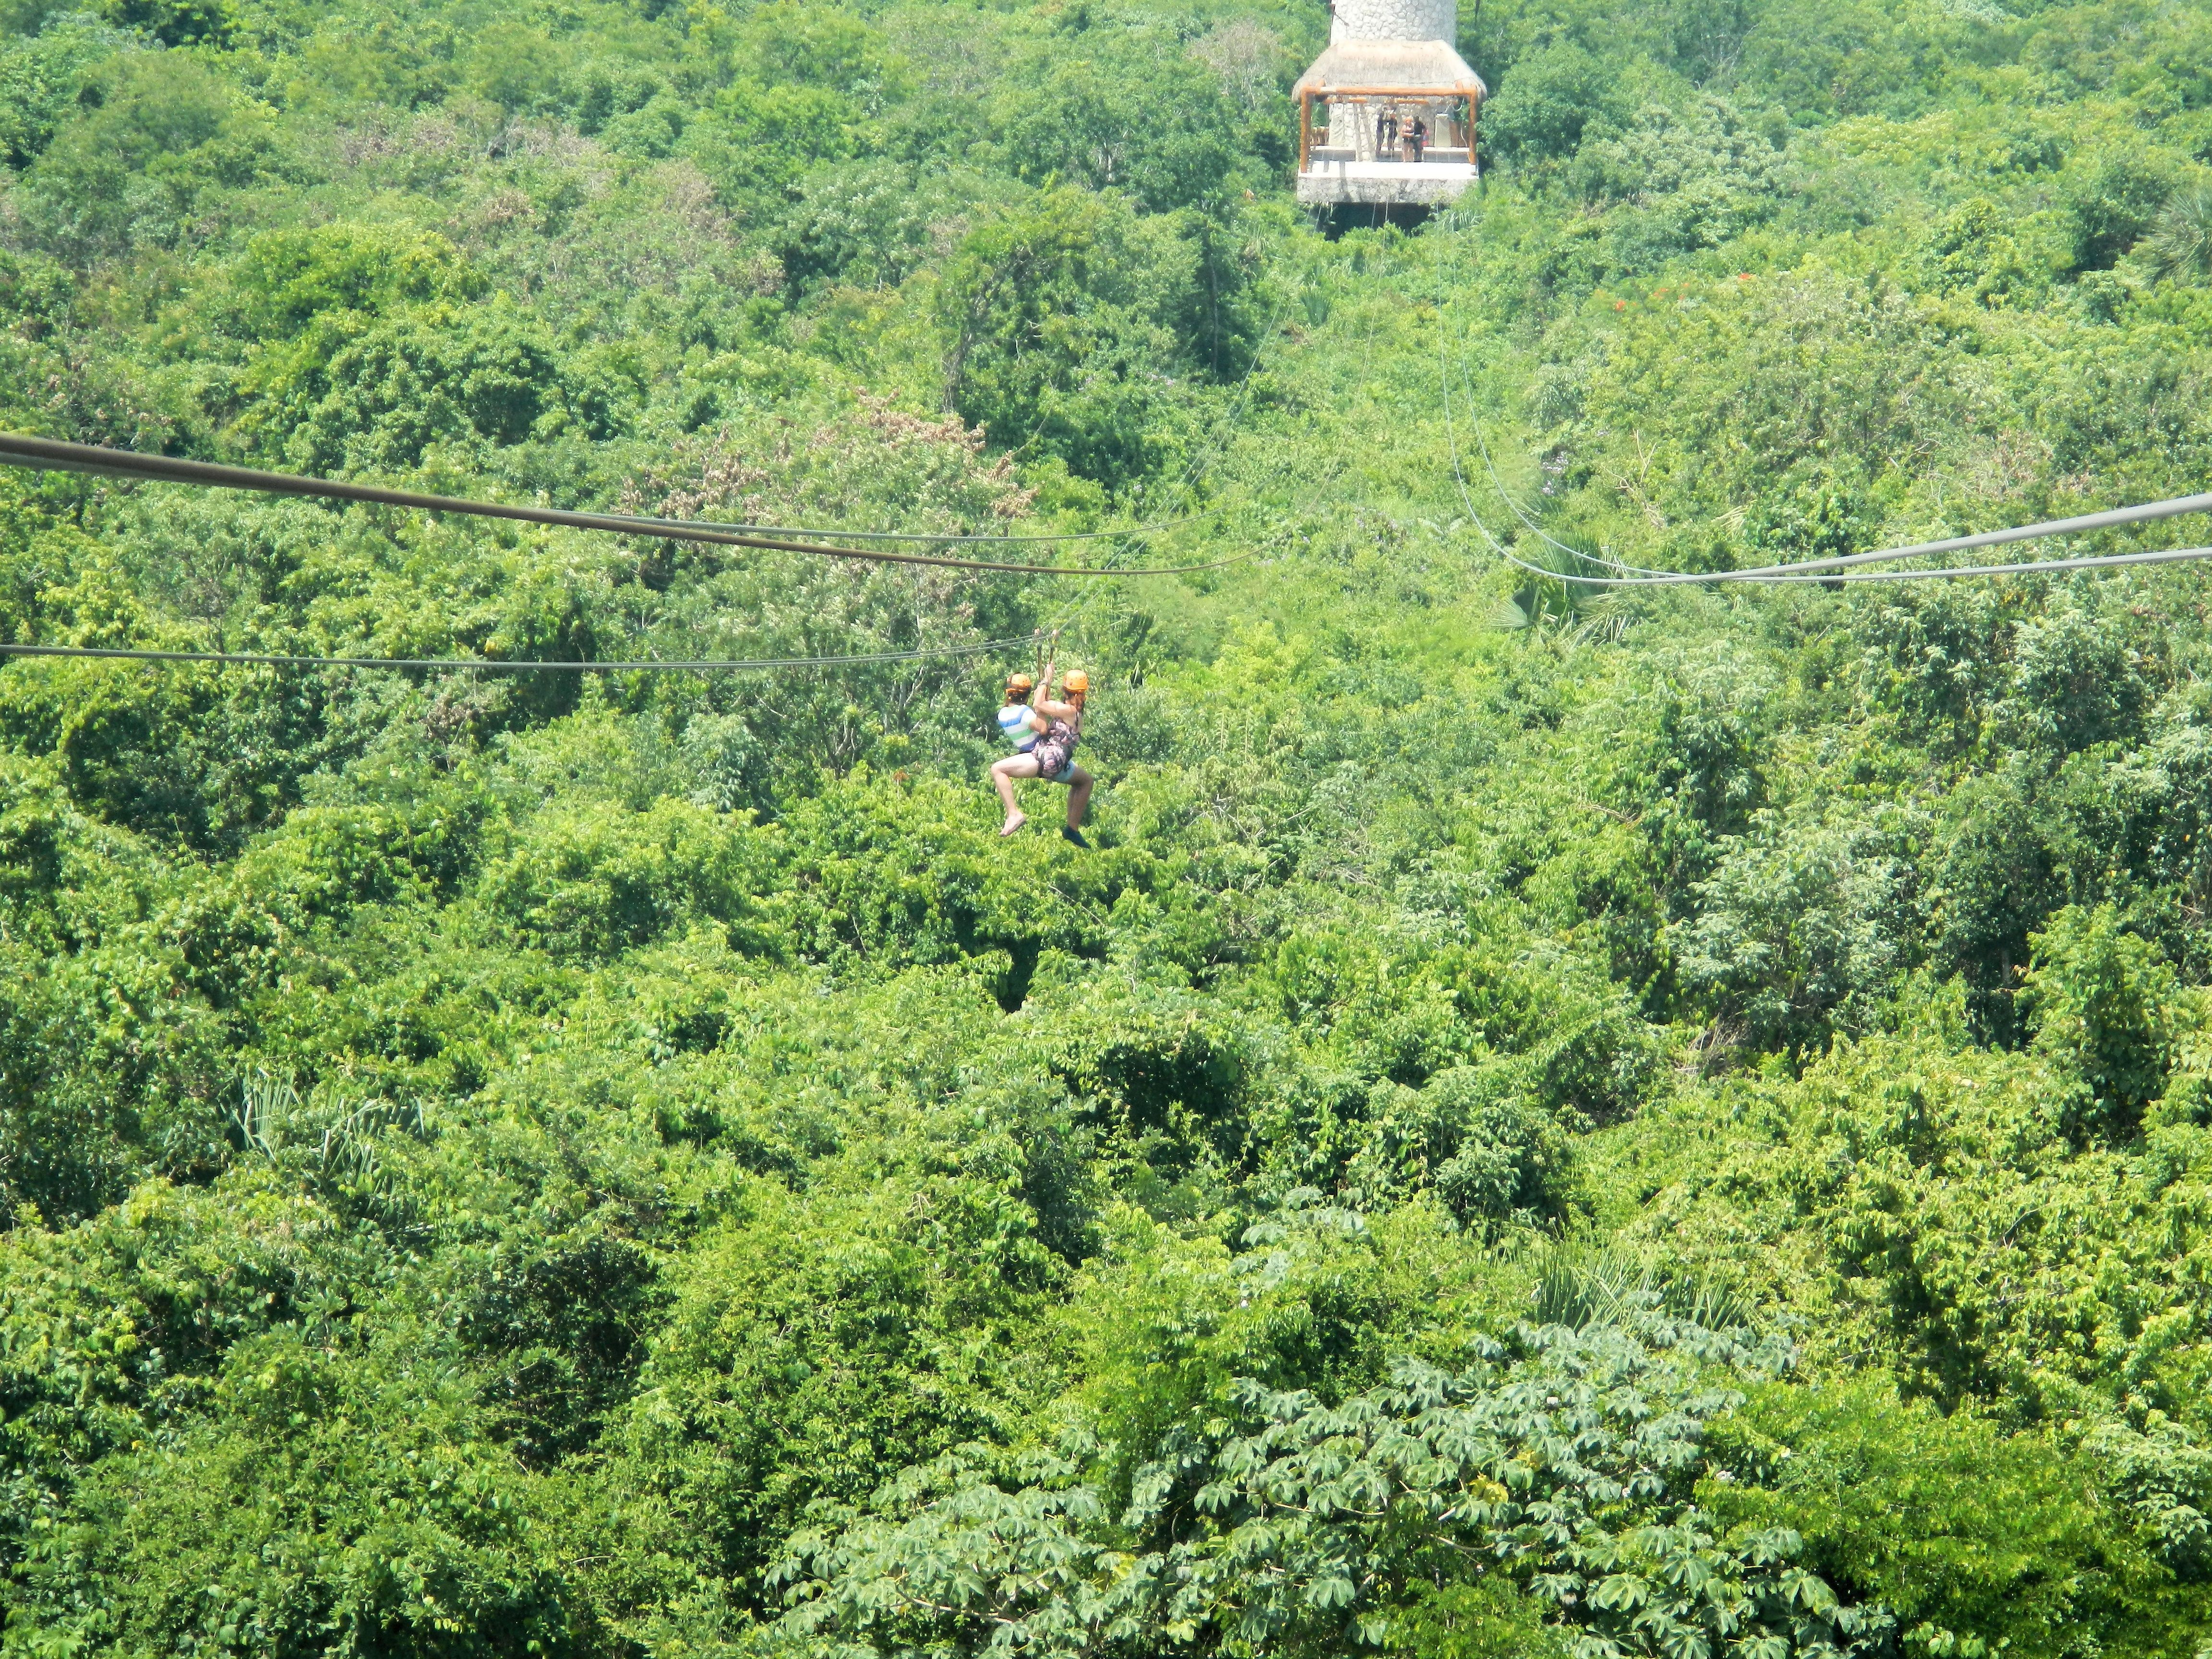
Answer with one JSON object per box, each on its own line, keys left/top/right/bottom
{"left": 1065, "top": 764, "right": 1094, "bottom": 829}
{"left": 992, "top": 754, "right": 1040, "bottom": 834}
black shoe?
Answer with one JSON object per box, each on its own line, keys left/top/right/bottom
{"left": 1061, "top": 825, "right": 1089, "bottom": 849}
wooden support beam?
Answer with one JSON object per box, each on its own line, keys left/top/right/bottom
{"left": 1304, "top": 84, "right": 1483, "bottom": 96}
{"left": 1299, "top": 90, "right": 1312, "bottom": 173}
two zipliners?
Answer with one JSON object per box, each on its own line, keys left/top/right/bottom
{"left": 993, "top": 652, "right": 1092, "bottom": 846}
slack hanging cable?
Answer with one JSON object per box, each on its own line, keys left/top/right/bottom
{"left": 1046, "top": 276, "right": 1303, "bottom": 579}
{"left": 1159, "top": 279, "right": 1304, "bottom": 513}
{"left": 1472, "top": 416, "right": 1672, "bottom": 578}
{"left": 0, "top": 631, "right": 1046, "bottom": 673}
{"left": 1438, "top": 332, "right": 1524, "bottom": 563}
{"left": 0, "top": 434, "right": 1254, "bottom": 577}
{"left": 1439, "top": 325, "right": 1676, "bottom": 578}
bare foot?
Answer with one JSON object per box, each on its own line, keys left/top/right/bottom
{"left": 999, "top": 812, "right": 1027, "bottom": 837}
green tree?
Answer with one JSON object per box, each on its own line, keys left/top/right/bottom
{"left": 2025, "top": 903, "right": 2174, "bottom": 1138}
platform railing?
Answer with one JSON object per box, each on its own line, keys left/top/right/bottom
{"left": 1301, "top": 146, "right": 1474, "bottom": 168}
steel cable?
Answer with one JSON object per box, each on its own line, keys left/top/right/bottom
{"left": 1436, "top": 324, "right": 2212, "bottom": 588}
{"left": 0, "top": 632, "right": 1046, "bottom": 673}
{"left": 0, "top": 433, "right": 1253, "bottom": 578}
{"left": 640, "top": 507, "right": 1225, "bottom": 545}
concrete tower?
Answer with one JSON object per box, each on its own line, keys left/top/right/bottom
{"left": 1331, "top": 0, "right": 1456, "bottom": 46}
{"left": 1295, "top": 0, "right": 1484, "bottom": 209}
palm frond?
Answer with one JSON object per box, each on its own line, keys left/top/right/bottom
{"left": 2146, "top": 185, "right": 2212, "bottom": 285}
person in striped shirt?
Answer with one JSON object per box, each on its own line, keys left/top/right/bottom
{"left": 996, "top": 673, "right": 1039, "bottom": 755}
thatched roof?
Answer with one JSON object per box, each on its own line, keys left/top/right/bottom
{"left": 1293, "top": 39, "right": 1486, "bottom": 97}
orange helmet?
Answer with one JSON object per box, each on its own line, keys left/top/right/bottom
{"left": 1061, "top": 670, "right": 1090, "bottom": 701}
{"left": 1004, "top": 673, "right": 1034, "bottom": 701}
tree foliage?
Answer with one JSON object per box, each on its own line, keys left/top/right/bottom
{"left": 5, "top": 0, "right": 2212, "bottom": 1652}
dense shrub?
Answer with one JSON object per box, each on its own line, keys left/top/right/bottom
{"left": 3, "top": 0, "right": 2212, "bottom": 1652}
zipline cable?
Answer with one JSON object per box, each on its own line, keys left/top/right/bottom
{"left": 1439, "top": 323, "right": 1681, "bottom": 592}
{"left": 1473, "top": 417, "right": 1616, "bottom": 575}
{"left": 0, "top": 631, "right": 1047, "bottom": 673}
{"left": 1438, "top": 326, "right": 2212, "bottom": 589}
{"left": 1711, "top": 541, "right": 2212, "bottom": 585}
{"left": 1497, "top": 511, "right": 2212, "bottom": 588}
{"left": 640, "top": 505, "right": 1225, "bottom": 545}
{"left": 0, "top": 434, "right": 1254, "bottom": 578}
{"left": 1555, "top": 491, "right": 2212, "bottom": 586}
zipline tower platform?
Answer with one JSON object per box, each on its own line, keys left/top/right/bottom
{"left": 1295, "top": 0, "right": 1484, "bottom": 210}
